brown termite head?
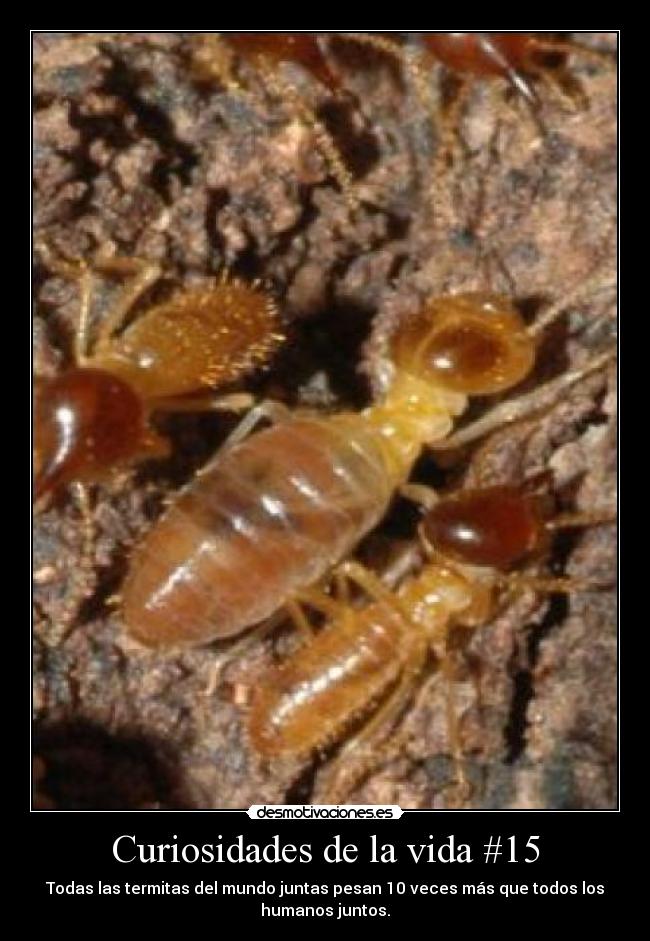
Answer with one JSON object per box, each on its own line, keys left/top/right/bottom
{"left": 420, "top": 484, "right": 547, "bottom": 571}
{"left": 34, "top": 367, "right": 163, "bottom": 500}
{"left": 217, "top": 33, "right": 342, "bottom": 92}
{"left": 418, "top": 32, "right": 614, "bottom": 109}
{"left": 189, "top": 33, "right": 402, "bottom": 95}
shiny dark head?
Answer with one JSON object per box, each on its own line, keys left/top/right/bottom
{"left": 34, "top": 368, "right": 148, "bottom": 499}
{"left": 422, "top": 485, "right": 545, "bottom": 570}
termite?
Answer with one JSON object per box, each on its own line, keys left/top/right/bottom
{"left": 121, "top": 268, "right": 615, "bottom": 652}
{"left": 33, "top": 242, "right": 284, "bottom": 641}
{"left": 247, "top": 481, "right": 615, "bottom": 804}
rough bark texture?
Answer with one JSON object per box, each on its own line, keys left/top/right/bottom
{"left": 33, "top": 32, "right": 617, "bottom": 810}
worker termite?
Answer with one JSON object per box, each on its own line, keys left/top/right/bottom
{"left": 121, "top": 268, "right": 615, "bottom": 653}
{"left": 33, "top": 242, "right": 284, "bottom": 642}
{"left": 246, "top": 481, "right": 614, "bottom": 804}
{"left": 186, "top": 32, "right": 406, "bottom": 206}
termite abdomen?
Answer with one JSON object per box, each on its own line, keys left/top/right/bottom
{"left": 122, "top": 416, "right": 394, "bottom": 648}
{"left": 249, "top": 605, "right": 404, "bottom": 758}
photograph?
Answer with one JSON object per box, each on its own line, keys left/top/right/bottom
{"left": 32, "top": 31, "right": 618, "bottom": 811}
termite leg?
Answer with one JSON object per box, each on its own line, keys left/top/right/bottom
{"left": 315, "top": 640, "right": 428, "bottom": 804}
{"left": 204, "top": 610, "right": 286, "bottom": 697}
{"left": 535, "top": 36, "right": 617, "bottom": 68}
{"left": 538, "top": 66, "right": 588, "bottom": 110}
{"left": 334, "top": 569, "right": 351, "bottom": 605}
{"left": 334, "top": 560, "right": 414, "bottom": 625}
{"left": 434, "top": 347, "right": 616, "bottom": 451}
{"left": 285, "top": 598, "right": 316, "bottom": 640}
{"left": 527, "top": 266, "right": 617, "bottom": 339}
{"left": 256, "top": 58, "right": 358, "bottom": 209}
{"left": 546, "top": 509, "right": 617, "bottom": 531}
{"left": 399, "top": 482, "right": 439, "bottom": 511}
{"left": 542, "top": 47, "right": 611, "bottom": 110}
{"left": 205, "top": 590, "right": 336, "bottom": 698}
{"left": 35, "top": 241, "right": 95, "bottom": 364}
{"left": 150, "top": 391, "right": 256, "bottom": 416}
{"left": 494, "top": 572, "right": 610, "bottom": 595}
{"left": 206, "top": 589, "right": 344, "bottom": 697}
{"left": 294, "top": 586, "right": 345, "bottom": 621}
{"left": 90, "top": 253, "right": 162, "bottom": 354}
{"left": 47, "top": 482, "right": 96, "bottom": 646}
{"left": 218, "top": 399, "right": 291, "bottom": 451}
{"left": 35, "top": 242, "right": 163, "bottom": 360}
{"left": 441, "top": 658, "right": 472, "bottom": 804}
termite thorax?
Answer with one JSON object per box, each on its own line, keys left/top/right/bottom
{"left": 364, "top": 372, "right": 468, "bottom": 479}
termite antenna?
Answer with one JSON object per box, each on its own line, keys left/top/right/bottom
{"left": 257, "top": 61, "right": 359, "bottom": 209}
{"left": 528, "top": 264, "right": 617, "bottom": 338}
{"left": 545, "top": 509, "right": 616, "bottom": 531}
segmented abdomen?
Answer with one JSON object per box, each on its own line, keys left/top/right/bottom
{"left": 122, "top": 416, "right": 394, "bottom": 647}
{"left": 249, "top": 603, "right": 407, "bottom": 757}
{"left": 248, "top": 562, "right": 480, "bottom": 758}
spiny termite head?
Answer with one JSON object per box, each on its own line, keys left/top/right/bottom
{"left": 95, "top": 278, "right": 285, "bottom": 401}
{"left": 389, "top": 293, "right": 535, "bottom": 396}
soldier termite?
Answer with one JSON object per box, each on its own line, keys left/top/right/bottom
{"left": 33, "top": 243, "right": 284, "bottom": 642}
{"left": 247, "top": 482, "right": 614, "bottom": 804}
{"left": 121, "top": 269, "right": 615, "bottom": 653}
